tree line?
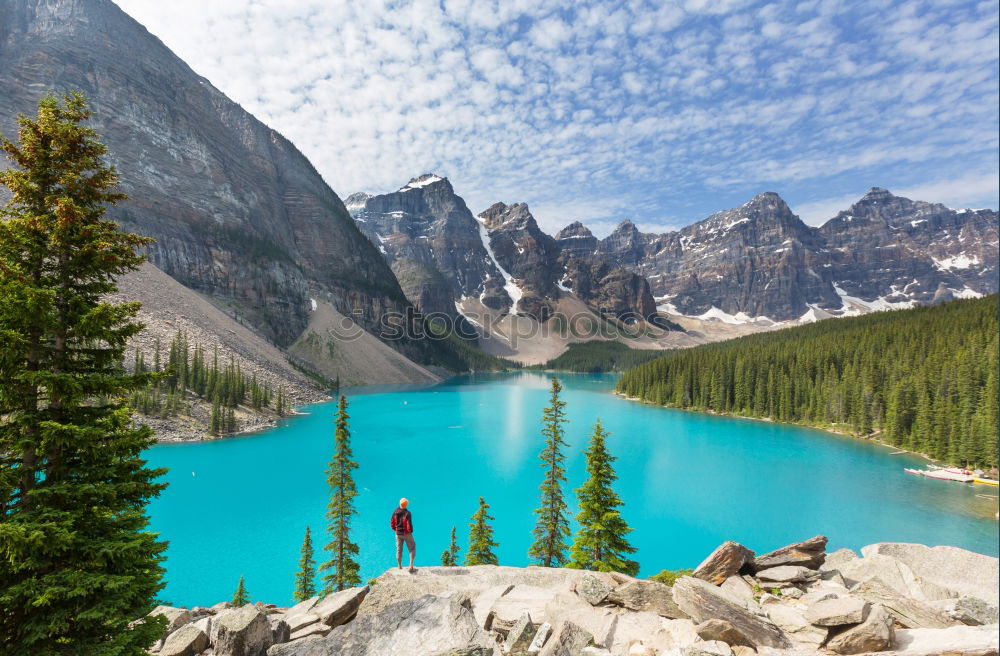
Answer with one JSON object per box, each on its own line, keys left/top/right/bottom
{"left": 128, "top": 330, "right": 291, "bottom": 435}
{"left": 530, "top": 340, "right": 669, "bottom": 373}
{"left": 616, "top": 296, "right": 999, "bottom": 469}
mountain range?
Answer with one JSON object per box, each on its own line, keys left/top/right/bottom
{"left": 1, "top": 0, "right": 997, "bottom": 386}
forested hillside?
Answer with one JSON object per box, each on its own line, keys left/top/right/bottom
{"left": 532, "top": 341, "right": 669, "bottom": 372}
{"left": 616, "top": 296, "right": 998, "bottom": 468}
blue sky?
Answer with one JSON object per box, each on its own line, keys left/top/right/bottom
{"left": 114, "top": 0, "right": 999, "bottom": 236}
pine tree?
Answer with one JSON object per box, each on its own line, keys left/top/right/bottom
{"left": 294, "top": 526, "right": 317, "bottom": 602}
{"left": 320, "top": 396, "right": 361, "bottom": 594}
{"left": 441, "top": 526, "right": 460, "bottom": 566}
{"left": 231, "top": 575, "right": 250, "bottom": 607}
{"left": 465, "top": 497, "right": 499, "bottom": 566}
{"left": 0, "top": 92, "right": 168, "bottom": 654}
{"left": 529, "top": 377, "right": 570, "bottom": 567}
{"left": 568, "top": 420, "right": 639, "bottom": 576}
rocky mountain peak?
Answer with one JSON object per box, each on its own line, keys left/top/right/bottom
{"left": 477, "top": 202, "right": 534, "bottom": 230}
{"left": 343, "top": 192, "right": 374, "bottom": 211}
{"left": 860, "top": 186, "right": 894, "bottom": 202}
{"left": 398, "top": 173, "right": 450, "bottom": 193}
{"left": 554, "top": 221, "right": 594, "bottom": 240}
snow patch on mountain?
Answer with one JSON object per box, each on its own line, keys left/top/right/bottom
{"left": 932, "top": 254, "right": 980, "bottom": 270}
{"left": 475, "top": 217, "right": 522, "bottom": 315}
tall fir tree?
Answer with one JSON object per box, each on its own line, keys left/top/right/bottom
{"left": 440, "top": 526, "right": 460, "bottom": 566}
{"left": 231, "top": 575, "right": 250, "bottom": 607}
{"left": 294, "top": 526, "right": 317, "bottom": 602}
{"left": 320, "top": 396, "right": 361, "bottom": 594}
{"left": 465, "top": 497, "right": 499, "bottom": 566}
{"left": 0, "top": 92, "right": 168, "bottom": 655}
{"left": 528, "top": 377, "right": 570, "bottom": 567}
{"left": 568, "top": 420, "right": 639, "bottom": 576}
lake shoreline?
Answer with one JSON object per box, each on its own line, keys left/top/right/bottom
{"left": 614, "top": 391, "right": 949, "bottom": 467}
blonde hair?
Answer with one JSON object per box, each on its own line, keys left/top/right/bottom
{"left": 399, "top": 498, "right": 409, "bottom": 508}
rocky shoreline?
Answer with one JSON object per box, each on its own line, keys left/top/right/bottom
{"left": 145, "top": 538, "right": 998, "bottom": 656}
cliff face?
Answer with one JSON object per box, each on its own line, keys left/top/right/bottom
{"left": 0, "top": 0, "right": 412, "bottom": 352}
{"left": 592, "top": 190, "right": 999, "bottom": 322}
{"left": 348, "top": 175, "right": 511, "bottom": 319}
{"left": 349, "top": 178, "right": 663, "bottom": 327}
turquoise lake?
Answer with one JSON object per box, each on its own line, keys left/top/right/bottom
{"left": 145, "top": 372, "right": 999, "bottom": 607}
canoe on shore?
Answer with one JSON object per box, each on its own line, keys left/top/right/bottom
{"left": 904, "top": 467, "right": 975, "bottom": 483}
{"left": 974, "top": 477, "right": 999, "bottom": 487}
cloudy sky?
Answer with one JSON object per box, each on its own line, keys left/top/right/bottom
{"left": 113, "top": 0, "right": 998, "bottom": 236}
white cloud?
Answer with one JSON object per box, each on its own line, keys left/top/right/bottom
{"left": 109, "top": 0, "right": 998, "bottom": 237}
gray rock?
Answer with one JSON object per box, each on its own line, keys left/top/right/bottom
{"left": 428, "top": 649, "right": 495, "bottom": 656}
{"left": 149, "top": 606, "right": 193, "bottom": 640}
{"left": 314, "top": 586, "right": 369, "bottom": 627}
{"left": 752, "top": 536, "right": 828, "bottom": 571}
{"left": 932, "top": 595, "right": 1000, "bottom": 626}
{"left": 672, "top": 577, "right": 792, "bottom": 649}
{"left": 488, "top": 585, "right": 558, "bottom": 633}
{"left": 693, "top": 541, "right": 756, "bottom": 585}
{"left": 575, "top": 574, "right": 614, "bottom": 606}
{"left": 159, "top": 624, "right": 209, "bottom": 656}
{"left": 682, "top": 641, "right": 733, "bottom": 656}
{"left": 266, "top": 637, "right": 324, "bottom": 656}
{"left": 826, "top": 603, "right": 894, "bottom": 654}
{"left": 607, "top": 579, "right": 687, "bottom": 618}
{"left": 851, "top": 577, "right": 954, "bottom": 629}
{"left": 764, "top": 604, "right": 827, "bottom": 650}
{"left": 695, "top": 618, "right": 753, "bottom": 647}
{"left": 537, "top": 620, "right": 593, "bottom": 656}
{"left": 506, "top": 612, "right": 537, "bottom": 654}
{"left": 288, "top": 622, "right": 331, "bottom": 641}
{"left": 282, "top": 597, "right": 320, "bottom": 632}
{"left": 804, "top": 596, "right": 869, "bottom": 626}
{"left": 719, "top": 576, "right": 754, "bottom": 600}
{"left": 268, "top": 616, "right": 290, "bottom": 645}
{"left": 755, "top": 566, "right": 819, "bottom": 583}
{"left": 526, "top": 621, "right": 552, "bottom": 654}
{"left": 280, "top": 594, "right": 495, "bottom": 656}
{"left": 861, "top": 543, "right": 999, "bottom": 605}
{"left": 216, "top": 605, "right": 273, "bottom": 656}
{"left": 891, "top": 624, "right": 1000, "bottom": 655}
{"left": 823, "top": 549, "right": 859, "bottom": 571}
{"left": 578, "top": 648, "right": 612, "bottom": 656}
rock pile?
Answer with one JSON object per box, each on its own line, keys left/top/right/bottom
{"left": 146, "top": 539, "right": 999, "bottom": 656}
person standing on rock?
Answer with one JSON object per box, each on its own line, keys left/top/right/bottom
{"left": 391, "top": 498, "right": 416, "bottom": 572}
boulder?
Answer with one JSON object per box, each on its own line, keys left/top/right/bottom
{"left": 488, "top": 585, "right": 559, "bottom": 633}
{"left": 822, "top": 548, "right": 858, "bottom": 571}
{"left": 149, "top": 606, "right": 193, "bottom": 635}
{"left": 764, "top": 604, "right": 827, "bottom": 649}
{"left": 279, "top": 594, "right": 496, "bottom": 656}
{"left": 159, "top": 624, "right": 209, "bottom": 656}
{"left": 891, "top": 624, "right": 1000, "bottom": 655}
{"left": 693, "top": 542, "right": 756, "bottom": 585}
{"left": 288, "top": 621, "right": 331, "bottom": 641}
{"left": 506, "top": 612, "right": 537, "bottom": 654}
{"left": 314, "top": 585, "right": 369, "bottom": 627}
{"left": 851, "top": 578, "right": 954, "bottom": 629}
{"left": 268, "top": 615, "right": 290, "bottom": 645}
{"left": 428, "top": 649, "right": 494, "bottom": 656}
{"left": 672, "top": 577, "right": 792, "bottom": 649}
{"left": 861, "top": 543, "right": 1000, "bottom": 605}
{"left": 527, "top": 622, "right": 552, "bottom": 654}
{"left": 266, "top": 637, "right": 324, "bottom": 656}
{"left": 472, "top": 584, "right": 515, "bottom": 628}
{"left": 606, "top": 579, "right": 687, "bottom": 618}
{"left": 605, "top": 610, "right": 677, "bottom": 654}
{"left": 543, "top": 591, "right": 617, "bottom": 647}
{"left": 754, "top": 566, "right": 818, "bottom": 583}
{"left": 282, "top": 597, "right": 320, "bottom": 633}
{"left": 215, "top": 604, "right": 273, "bottom": 656}
{"left": 682, "top": 641, "right": 733, "bottom": 656}
{"left": 575, "top": 574, "right": 614, "bottom": 606}
{"left": 694, "top": 618, "right": 753, "bottom": 647}
{"left": 538, "top": 620, "right": 593, "bottom": 656}
{"left": 931, "top": 595, "right": 999, "bottom": 626}
{"left": 826, "top": 603, "right": 894, "bottom": 655}
{"left": 719, "top": 576, "right": 754, "bottom": 600}
{"left": 804, "top": 596, "right": 869, "bottom": 626}
{"left": 752, "top": 536, "right": 828, "bottom": 571}
{"left": 799, "top": 589, "right": 840, "bottom": 606}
